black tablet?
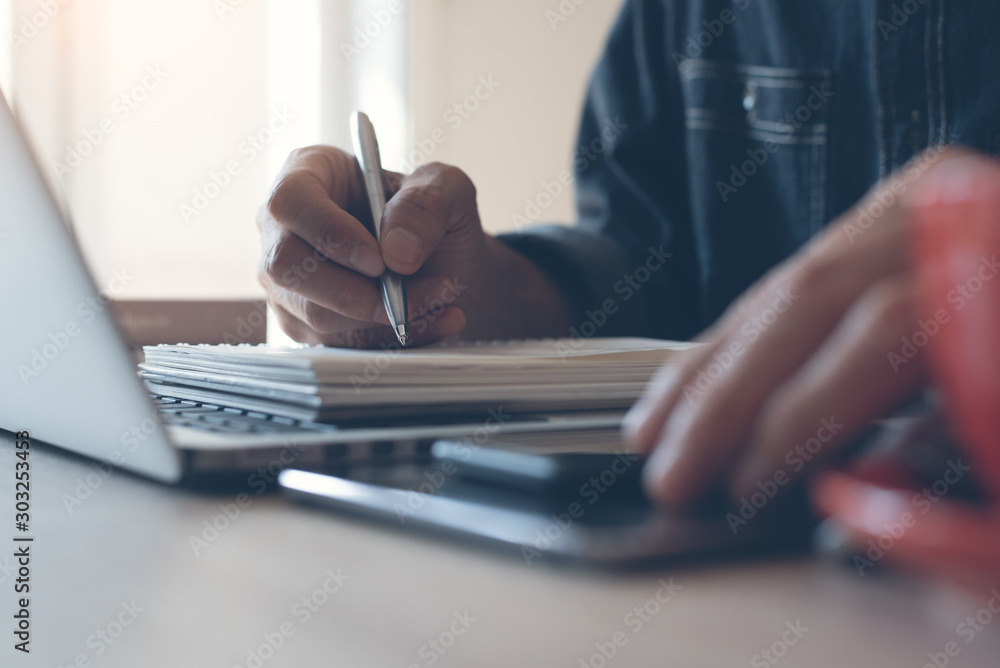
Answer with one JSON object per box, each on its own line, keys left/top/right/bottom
{"left": 278, "top": 440, "right": 815, "bottom": 568}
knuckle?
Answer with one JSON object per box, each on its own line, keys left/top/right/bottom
{"left": 255, "top": 203, "right": 271, "bottom": 232}
{"left": 427, "top": 162, "right": 476, "bottom": 197}
{"left": 283, "top": 146, "right": 309, "bottom": 166}
{"left": 301, "top": 301, "right": 339, "bottom": 333}
{"left": 256, "top": 262, "right": 270, "bottom": 289}
{"left": 285, "top": 144, "right": 335, "bottom": 168}
{"left": 785, "top": 257, "right": 838, "bottom": 302}
{"left": 394, "top": 183, "right": 447, "bottom": 219}
{"left": 312, "top": 233, "right": 346, "bottom": 260}
{"left": 266, "top": 175, "right": 301, "bottom": 223}
{"left": 331, "top": 283, "right": 371, "bottom": 319}
{"left": 858, "top": 280, "right": 914, "bottom": 333}
{"left": 423, "top": 161, "right": 458, "bottom": 180}
{"left": 263, "top": 235, "right": 297, "bottom": 285}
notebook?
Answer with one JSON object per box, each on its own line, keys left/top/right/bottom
{"left": 139, "top": 338, "right": 699, "bottom": 422}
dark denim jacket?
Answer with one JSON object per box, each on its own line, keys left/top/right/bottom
{"left": 502, "top": 0, "right": 1000, "bottom": 340}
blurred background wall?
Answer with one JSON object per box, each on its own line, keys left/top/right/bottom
{"left": 2, "top": 0, "right": 626, "bottom": 302}
{"left": 408, "top": 0, "right": 626, "bottom": 234}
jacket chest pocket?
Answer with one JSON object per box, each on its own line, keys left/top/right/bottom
{"left": 678, "top": 59, "right": 834, "bottom": 288}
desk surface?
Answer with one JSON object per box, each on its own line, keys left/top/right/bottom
{"left": 4, "top": 435, "right": 1000, "bottom": 668}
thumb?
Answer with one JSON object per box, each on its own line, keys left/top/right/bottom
{"left": 380, "top": 163, "right": 479, "bottom": 275}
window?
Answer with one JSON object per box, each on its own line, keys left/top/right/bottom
{"left": 5, "top": 0, "right": 409, "bottom": 303}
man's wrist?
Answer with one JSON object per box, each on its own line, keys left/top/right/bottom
{"left": 459, "top": 235, "right": 575, "bottom": 341}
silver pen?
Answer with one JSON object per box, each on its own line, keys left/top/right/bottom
{"left": 351, "top": 111, "right": 410, "bottom": 347}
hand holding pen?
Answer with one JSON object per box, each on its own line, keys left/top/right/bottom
{"left": 256, "top": 119, "right": 520, "bottom": 349}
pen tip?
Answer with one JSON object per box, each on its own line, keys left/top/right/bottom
{"left": 396, "top": 324, "right": 410, "bottom": 348}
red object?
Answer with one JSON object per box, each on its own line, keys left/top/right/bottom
{"left": 911, "top": 159, "right": 1000, "bottom": 497}
{"left": 814, "top": 156, "right": 1000, "bottom": 589}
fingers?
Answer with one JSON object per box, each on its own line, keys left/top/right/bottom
{"left": 259, "top": 148, "right": 487, "bottom": 348}
{"left": 731, "top": 276, "right": 928, "bottom": 498}
{"left": 634, "top": 195, "right": 918, "bottom": 507}
{"left": 637, "top": 257, "right": 904, "bottom": 505}
{"left": 261, "top": 228, "right": 384, "bottom": 324}
{"left": 264, "top": 147, "right": 386, "bottom": 278}
{"left": 625, "top": 145, "right": 984, "bottom": 508}
{"left": 623, "top": 341, "right": 726, "bottom": 452}
{"left": 380, "top": 163, "right": 480, "bottom": 275}
{"left": 262, "top": 257, "right": 469, "bottom": 344}
{"left": 623, "top": 280, "right": 786, "bottom": 452}
{"left": 269, "top": 297, "right": 466, "bottom": 350}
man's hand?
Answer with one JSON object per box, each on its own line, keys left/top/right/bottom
{"left": 258, "top": 146, "right": 573, "bottom": 348}
{"left": 625, "top": 147, "right": 992, "bottom": 507}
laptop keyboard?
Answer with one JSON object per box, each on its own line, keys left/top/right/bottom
{"left": 152, "top": 396, "right": 338, "bottom": 435}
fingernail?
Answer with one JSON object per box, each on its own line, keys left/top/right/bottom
{"left": 621, "top": 404, "right": 650, "bottom": 447}
{"left": 641, "top": 438, "right": 682, "bottom": 503}
{"left": 383, "top": 227, "right": 423, "bottom": 266}
{"left": 349, "top": 244, "right": 385, "bottom": 277}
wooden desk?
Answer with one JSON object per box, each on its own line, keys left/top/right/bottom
{"left": 4, "top": 435, "right": 999, "bottom": 668}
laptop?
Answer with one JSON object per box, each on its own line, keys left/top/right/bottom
{"left": 0, "top": 96, "right": 623, "bottom": 483}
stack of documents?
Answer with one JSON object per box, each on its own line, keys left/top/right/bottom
{"left": 140, "top": 338, "right": 697, "bottom": 422}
